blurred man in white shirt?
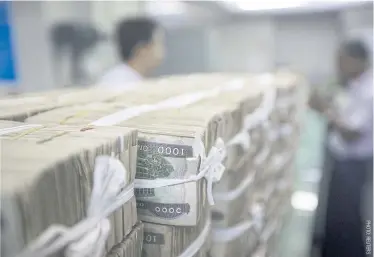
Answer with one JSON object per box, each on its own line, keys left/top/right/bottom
{"left": 310, "top": 40, "right": 373, "bottom": 257}
{"left": 98, "top": 17, "right": 165, "bottom": 89}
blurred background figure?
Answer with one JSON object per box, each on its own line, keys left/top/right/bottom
{"left": 98, "top": 17, "right": 165, "bottom": 89}
{"left": 51, "top": 22, "right": 104, "bottom": 86}
{"left": 310, "top": 40, "right": 373, "bottom": 257}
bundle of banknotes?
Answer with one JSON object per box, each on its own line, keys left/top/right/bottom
{"left": 22, "top": 73, "right": 275, "bottom": 257}
{"left": 107, "top": 223, "right": 144, "bottom": 257}
{"left": 0, "top": 120, "right": 140, "bottom": 257}
{"left": 0, "top": 87, "right": 121, "bottom": 121}
{"left": 1, "top": 71, "right": 308, "bottom": 257}
{"left": 209, "top": 72, "right": 308, "bottom": 257}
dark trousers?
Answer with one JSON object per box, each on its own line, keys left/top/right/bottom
{"left": 321, "top": 156, "right": 373, "bottom": 257}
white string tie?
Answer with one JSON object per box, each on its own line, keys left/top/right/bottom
{"left": 214, "top": 171, "right": 255, "bottom": 202}
{"left": 16, "top": 156, "right": 134, "bottom": 257}
{"left": 227, "top": 130, "right": 251, "bottom": 151}
{"left": 250, "top": 204, "right": 265, "bottom": 234}
{"left": 254, "top": 121, "right": 272, "bottom": 166}
{"left": 211, "top": 202, "right": 265, "bottom": 243}
{"left": 212, "top": 221, "right": 254, "bottom": 243}
{"left": 177, "top": 214, "right": 211, "bottom": 257}
{"left": 244, "top": 85, "right": 276, "bottom": 130}
{"left": 135, "top": 138, "right": 226, "bottom": 205}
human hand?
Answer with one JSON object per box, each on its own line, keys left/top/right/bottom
{"left": 324, "top": 108, "right": 338, "bottom": 124}
{"left": 309, "top": 91, "right": 330, "bottom": 113}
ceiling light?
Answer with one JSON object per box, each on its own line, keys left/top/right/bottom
{"left": 221, "top": 0, "right": 373, "bottom": 11}
{"left": 223, "top": 0, "right": 310, "bottom": 11}
{"left": 145, "top": 1, "right": 186, "bottom": 16}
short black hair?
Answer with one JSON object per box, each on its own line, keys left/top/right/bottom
{"left": 115, "top": 17, "right": 159, "bottom": 61}
{"left": 341, "top": 39, "right": 370, "bottom": 62}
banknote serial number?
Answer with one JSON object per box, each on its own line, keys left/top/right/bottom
{"left": 137, "top": 201, "right": 190, "bottom": 219}
{"left": 143, "top": 232, "right": 165, "bottom": 244}
{"left": 138, "top": 141, "right": 193, "bottom": 158}
{"left": 155, "top": 206, "right": 183, "bottom": 214}
{"left": 139, "top": 203, "right": 185, "bottom": 215}
{"left": 139, "top": 145, "right": 185, "bottom": 155}
{"left": 138, "top": 145, "right": 186, "bottom": 156}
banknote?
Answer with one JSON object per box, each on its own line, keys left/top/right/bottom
{"left": 141, "top": 206, "right": 210, "bottom": 257}
{"left": 106, "top": 222, "right": 144, "bottom": 257}
{"left": 141, "top": 223, "right": 173, "bottom": 257}
{"left": 135, "top": 134, "right": 205, "bottom": 226}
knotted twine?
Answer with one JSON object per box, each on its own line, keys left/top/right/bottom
{"left": 15, "top": 156, "right": 134, "bottom": 257}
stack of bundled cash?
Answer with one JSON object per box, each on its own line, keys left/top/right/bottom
{"left": 1, "top": 71, "right": 308, "bottom": 257}
{"left": 207, "top": 74, "right": 276, "bottom": 257}
{"left": 246, "top": 72, "right": 308, "bottom": 257}
{"left": 209, "top": 71, "right": 308, "bottom": 257}
{"left": 0, "top": 87, "right": 120, "bottom": 121}
{"left": 0, "top": 120, "right": 142, "bottom": 257}
{"left": 23, "top": 74, "right": 273, "bottom": 257}
{"left": 106, "top": 223, "right": 144, "bottom": 257}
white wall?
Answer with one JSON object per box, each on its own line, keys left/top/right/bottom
{"left": 43, "top": 1, "right": 92, "bottom": 25}
{"left": 208, "top": 17, "right": 276, "bottom": 73}
{"left": 5, "top": 1, "right": 55, "bottom": 92}
{"left": 206, "top": 12, "right": 343, "bottom": 82}
{"left": 150, "top": 5, "right": 373, "bottom": 82}
{"left": 154, "top": 26, "right": 212, "bottom": 76}
{"left": 340, "top": 4, "right": 373, "bottom": 48}
{"left": 274, "top": 13, "right": 341, "bottom": 81}
{"left": 204, "top": 6, "right": 371, "bottom": 84}
{"left": 91, "top": 1, "right": 146, "bottom": 33}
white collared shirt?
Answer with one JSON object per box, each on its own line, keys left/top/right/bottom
{"left": 328, "top": 69, "right": 373, "bottom": 159}
{"left": 97, "top": 64, "right": 142, "bottom": 90}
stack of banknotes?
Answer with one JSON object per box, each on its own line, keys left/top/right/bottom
{"left": 0, "top": 88, "right": 121, "bottom": 121}
{"left": 0, "top": 120, "right": 141, "bottom": 257}
{"left": 210, "top": 71, "right": 308, "bottom": 257}
{"left": 0, "top": 71, "right": 308, "bottom": 257}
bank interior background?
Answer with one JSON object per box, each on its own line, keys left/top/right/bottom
{"left": 0, "top": 1, "right": 373, "bottom": 257}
